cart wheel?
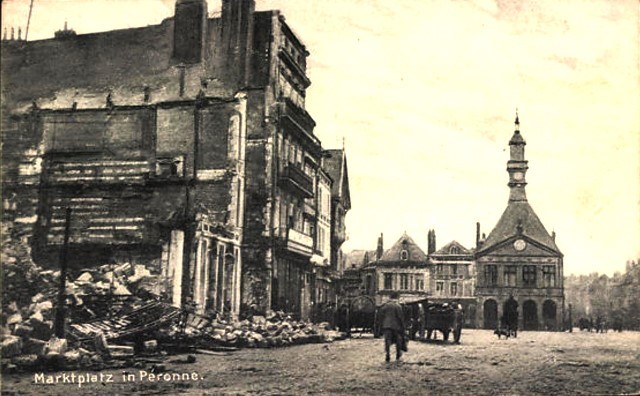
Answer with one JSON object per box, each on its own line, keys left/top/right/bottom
{"left": 453, "top": 325, "right": 462, "bottom": 343}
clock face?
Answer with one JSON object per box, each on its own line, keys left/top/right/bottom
{"left": 513, "top": 239, "right": 527, "bottom": 251}
{"left": 513, "top": 172, "right": 524, "bottom": 181}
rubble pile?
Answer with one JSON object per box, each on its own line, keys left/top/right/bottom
{"left": 1, "top": 223, "right": 347, "bottom": 374}
{"left": 158, "top": 310, "right": 346, "bottom": 350}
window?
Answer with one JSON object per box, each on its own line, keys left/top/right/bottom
{"left": 485, "top": 265, "right": 498, "bottom": 286}
{"left": 400, "top": 274, "right": 409, "bottom": 290}
{"left": 449, "top": 246, "right": 460, "bottom": 254}
{"left": 504, "top": 265, "right": 517, "bottom": 287}
{"left": 543, "top": 265, "right": 556, "bottom": 287}
{"left": 452, "top": 265, "right": 458, "bottom": 276}
{"left": 384, "top": 273, "right": 393, "bottom": 290}
{"left": 365, "top": 275, "right": 372, "bottom": 294}
{"left": 436, "top": 281, "right": 444, "bottom": 295}
{"left": 400, "top": 250, "right": 408, "bottom": 261}
{"left": 415, "top": 278, "right": 424, "bottom": 291}
{"left": 436, "top": 264, "right": 443, "bottom": 274}
{"left": 450, "top": 282, "right": 457, "bottom": 296}
{"left": 523, "top": 265, "right": 537, "bottom": 287}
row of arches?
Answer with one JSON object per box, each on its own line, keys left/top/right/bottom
{"left": 483, "top": 298, "right": 558, "bottom": 330}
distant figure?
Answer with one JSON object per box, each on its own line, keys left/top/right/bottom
{"left": 377, "top": 291, "right": 406, "bottom": 362}
{"left": 417, "top": 303, "right": 426, "bottom": 340}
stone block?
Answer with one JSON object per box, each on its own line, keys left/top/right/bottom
{"left": 30, "top": 318, "right": 52, "bottom": 341}
{"left": 7, "top": 313, "right": 22, "bottom": 326}
{"left": 2, "top": 336, "right": 23, "bottom": 357}
{"left": 108, "top": 345, "right": 134, "bottom": 358}
{"left": 13, "top": 324, "right": 34, "bottom": 338}
{"left": 62, "top": 350, "right": 81, "bottom": 369}
{"left": 23, "top": 338, "right": 47, "bottom": 356}
{"left": 46, "top": 337, "right": 68, "bottom": 354}
{"left": 76, "top": 272, "right": 93, "bottom": 282}
{"left": 12, "top": 354, "right": 39, "bottom": 370}
{"left": 34, "top": 301, "right": 53, "bottom": 313}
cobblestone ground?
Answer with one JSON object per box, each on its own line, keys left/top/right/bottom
{"left": 2, "top": 329, "right": 639, "bottom": 395}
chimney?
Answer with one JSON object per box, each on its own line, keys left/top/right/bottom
{"left": 551, "top": 231, "right": 556, "bottom": 241}
{"left": 376, "top": 233, "right": 384, "bottom": 260}
{"left": 173, "top": 0, "right": 208, "bottom": 64}
{"left": 476, "top": 222, "right": 481, "bottom": 248}
{"left": 478, "top": 232, "right": 486, "bottom": 249}
{"left": 221, "top": 0, "right": 255, "bottom": 88}
{"left": 428, "top": 229, "right": 436, "bottom": 255}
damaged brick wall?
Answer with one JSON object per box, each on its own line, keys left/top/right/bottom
{"left": 2, "top": 112, "right": 44, "bottom": 245}
{"left": 240, "top": 91, "right": 275, "bottom": 314}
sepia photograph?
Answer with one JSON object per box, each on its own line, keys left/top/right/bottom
{"left": 1, "top": 0, "right": 639, "bottom": 394}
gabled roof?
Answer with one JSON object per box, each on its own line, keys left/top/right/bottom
{"left": 344, "top": 249, "right": 376, "bottom": 269}
{"left": 379, "top": 233, "right": 428, "bottom": 263}
{"left": 477, "top": 201, "right": 561, "bottom": 256}
{"left": 323, "top": 149, "right": 351, "bottom": 210}
{"left": 430, "top": 240, "right": 473, "bottom": 258}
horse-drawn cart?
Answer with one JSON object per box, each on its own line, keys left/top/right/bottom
{"left": 402, "top": 299, "right": 463, "bottom": 343}
{"left": 337, "top": 296, "right": 464, "bottom": 343}
{"left": 335, "top": 295, "right": 378, "bottom": 336}
{"left": 424, "top": 302, "right": 464, "bottom": 343}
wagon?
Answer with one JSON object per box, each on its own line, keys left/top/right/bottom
{"left": 335, "top": 295, "right": 378, "bottom": 336}
{"left": 425, "top": 302, "right": 464, "bottom": 343}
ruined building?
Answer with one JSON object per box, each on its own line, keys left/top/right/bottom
{"left": 1, "top": 0, "right": 349, "bottom": 319}
{"left": 474, "top": 116, "right": 564, "bottom": 330}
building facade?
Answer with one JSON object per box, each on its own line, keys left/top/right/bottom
{"left": 428, "top": 240, "right": 477, "bottom": 327}
{"left": 1, "top": 0, "right": 349, "bottom": 319}
{"left": 361, "top": 233, "right": 430, "bottom": 305}
{"left": 475, "top": 117, "right": 564, "bottom": 330}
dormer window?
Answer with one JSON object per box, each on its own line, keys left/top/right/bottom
{"left": 449, "top": 246, "right": 460, "bottom": 254}
{"left": 400, "top": 250, "right": 408, "bottom": 261}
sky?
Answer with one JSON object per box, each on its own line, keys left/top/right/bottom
{"left": 2, "top": 0, "right": 639, "bottom": 276}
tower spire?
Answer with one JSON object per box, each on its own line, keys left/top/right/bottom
{"left": 507, "top": 112, "right": 528, "bottom": 202}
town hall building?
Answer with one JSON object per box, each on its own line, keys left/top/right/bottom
{"left": 475, "top": 116, "right": 564, "bottom": 331}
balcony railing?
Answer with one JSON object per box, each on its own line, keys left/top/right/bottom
{"left": 279, "top": 165, "right": 313, "bottom": 198}
{"left": 287, "top": 228, "right": 313, "bottom": 256}
{"left": 282, "top": 98, "right": 316, "bottom": 137}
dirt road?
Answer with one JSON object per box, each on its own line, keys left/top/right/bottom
{"left": 2, "top": 329, "right": 639, "bottom": 395}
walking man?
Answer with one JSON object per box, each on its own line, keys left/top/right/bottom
{"left": 377, "top": 291, "right": 406, "bottom": 362}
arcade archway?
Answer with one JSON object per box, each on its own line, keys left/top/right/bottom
{"left": 542, "top": 300, "right": 557, "bottom": 331}
{"left": 483, "top": 299, "right": 498, "bottom": 329}
{"left": 523, "top": 300, "right": 538, "bottom": 330}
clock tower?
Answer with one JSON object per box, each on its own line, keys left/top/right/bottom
{"left": 507, "top": 113, "right": 528, "bottom": 202}
{"left": 475, "top": 113, "right": 564, "bottom": 332}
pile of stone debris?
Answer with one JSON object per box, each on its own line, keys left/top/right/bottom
{"left": 1, "top": 225, "right": 346, "bottom": 374}
{"left": 155, "top": 310, "right": 346, "bottom": 350}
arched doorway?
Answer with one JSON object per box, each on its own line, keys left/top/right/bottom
{"left": 503, "top": 296, "right": 519, "bottom": 330}
{"left": 523, "top": 300, "right": 538, "bottom": 330}
{"left": 542, "top": 300, "right": 557, "bottom": 331}
{"left": 483, "top": 299, "right": 498, "bottom": 329}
